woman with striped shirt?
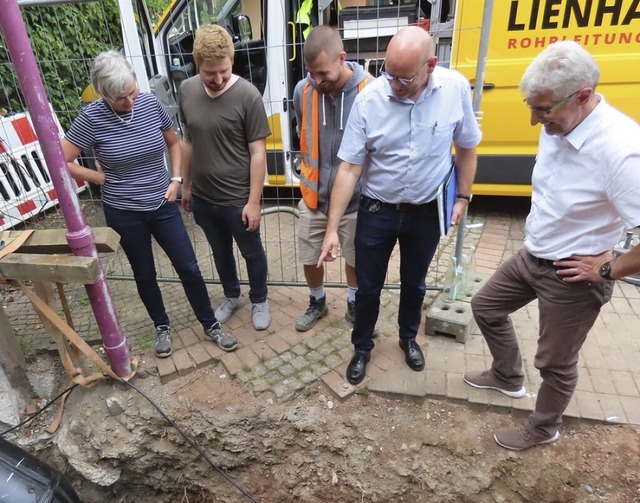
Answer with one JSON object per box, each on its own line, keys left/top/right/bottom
{"left": 62, "top": 51, "right": 238, "bottom": 358}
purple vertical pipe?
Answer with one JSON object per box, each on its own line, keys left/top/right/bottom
{"left": 0, "top": 0, "right": 132, "bottom": 377}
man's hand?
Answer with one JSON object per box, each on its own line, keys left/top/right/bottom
{"left": 554, "top": 250, "right": 613, "bottom": 283}
{"left": 450, "top": 199, "right": 469, "bottom": 226}
{"left": 317, "top": 231, "right": 340, "bottom": 267}
{"left": 242, "top": 201, "right": 261, "bottom": 231}
{"left": 181, "top": 187, "right": 192, "bottom": 212}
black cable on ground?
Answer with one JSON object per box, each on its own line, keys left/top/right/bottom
{"left": 0, "top": 383, "right": 78, "bottom": 437}
{"left": 123, "top": 379, "right": 262, "bottom": 503}
{"left": 0, "top": 376, "right": 261, "bottom": 502}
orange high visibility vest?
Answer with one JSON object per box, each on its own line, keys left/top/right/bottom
{"left": 299, "top": 76, "right": 371, "bottom": 209}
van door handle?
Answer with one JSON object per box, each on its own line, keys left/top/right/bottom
{"left": 470, "top": 82, "right": 495, "bottom": 90}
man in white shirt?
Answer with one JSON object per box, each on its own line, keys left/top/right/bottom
{"left": 318, "top": 27, "right": 481, "bottom": 385}
{"left": 465, "top": 41, "right": 640, "bottom": 451}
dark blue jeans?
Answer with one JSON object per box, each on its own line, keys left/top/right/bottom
{"left": 192, "top": 195, "right": 268, "bottom": 303}
{"left": 103, "top": 201, "right": 217, "bottom": 329}
{"left": 352, "top": 196, "right": 440, "bottom": 352}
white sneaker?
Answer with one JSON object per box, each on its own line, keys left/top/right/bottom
{"left": 252, "top": 301, "right": 271, "bottom": 330}
{"left": 215, "top": 296, "right": 244, "bottom": 324}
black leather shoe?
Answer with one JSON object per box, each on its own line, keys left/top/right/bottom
{"left": 399, "top": 339, "right": 425, "bottom": 371}
{"left": 346, "top": 351, "right": 370, "bottom": 385}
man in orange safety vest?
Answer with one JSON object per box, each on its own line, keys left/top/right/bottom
{"left": 293, "top": 25, "right": 372, "bottom": 332}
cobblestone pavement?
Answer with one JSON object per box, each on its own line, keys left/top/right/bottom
{"left": 3, "top": 197, "right": 640, "bottom": 426}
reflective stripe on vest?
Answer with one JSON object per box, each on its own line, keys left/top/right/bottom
{"left": 299, "top": 76, "right": 372, "bottom": 209}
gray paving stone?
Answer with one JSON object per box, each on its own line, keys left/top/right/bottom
{"left": 305, "top": 351, "right": 324, "bottom": 363}
{"left": 291, "top": 345, "right": 310, "bottom": 356}
{"left": 315, "top": 343, "right": 335, "bottom": 356}
{"left": 323, "top": 354, "right": 343, "bottom": 370}
{"left": 305, "top": 336, "right": 325, "bottom": 350}
{"left": 298, "top": 369, "right": 318, "bottom": 385}
{"left": 290, "top": 355, "right": 309, "bottom": 370}
{"left": 263, "top": 356, "right": 284, "bottom": 370}
{"left": 279, "top": 363, "right": 296, "bottom": 377}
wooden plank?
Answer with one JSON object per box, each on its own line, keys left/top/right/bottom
{"left": 0, "top": 253, "right": 101, "bottom": 283}
{"left": 33, "top": 281, "right": 82, "bottom": 375}
{"left": 1, "top": 228, "right": 120, "bottom": 254}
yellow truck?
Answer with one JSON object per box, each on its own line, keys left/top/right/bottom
{"left": 133, "top": 0, "right": 640, "bottom": 195}
{"left": 447, "top": 0, "right": 640, "bottom": 195}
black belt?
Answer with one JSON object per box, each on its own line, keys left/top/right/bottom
{"left": 361, "top": 195, "right": 436, "bottom": 212}
{"left": 529, "top": 253, "right": 567, "bottom": 267}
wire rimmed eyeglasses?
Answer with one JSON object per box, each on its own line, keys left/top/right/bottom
{"left": 380, "top": 59, "right": 430, "bottom": 86}
{"left": 107, "top": 86, "right": 140, "bottom": 106}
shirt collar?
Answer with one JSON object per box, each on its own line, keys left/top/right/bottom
{"left": 564, "top": 94, "right": 604, "bottom": 150}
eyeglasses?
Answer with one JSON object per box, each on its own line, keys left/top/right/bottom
{"left": 525, "top": 90, "right": 580, "bottom": 115}
{"left": 380, "top": 59, "right": 430, "bottom": 86}
{"left": 107, "top": 86, "right": 139, "bottom": 106}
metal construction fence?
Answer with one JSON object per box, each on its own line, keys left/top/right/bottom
{"left": 0, "top": 0, "right": 478, "bottom": 290}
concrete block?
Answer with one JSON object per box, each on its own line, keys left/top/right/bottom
{"left": 156, "top": 358, "right": 178, "bottom": 384}
{"left": 425, "top": 295, "right": 477, "bottom": 343}
{"left": 321, "top": 370, "right": 356, "bottom": 400}
{"left": 187, "top": 343, "right": 212, "bottom": 369}
{"left": 461, "top": 272, "right": 491, "bottom": 299}
{"left": 172, "top": 349, "right": 195, "bottom": 377}
{"left": 0, "top": 366, "right": 22, "bottom": 426}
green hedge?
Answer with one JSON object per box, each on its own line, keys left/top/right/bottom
{"left": 0, "top": 1, "right": 123, "bottom": 129}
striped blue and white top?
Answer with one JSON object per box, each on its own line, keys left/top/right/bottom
{"left": 65, "top": 92, "right": 173, "bottom": 211}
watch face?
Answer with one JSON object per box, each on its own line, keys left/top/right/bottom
{"left": 599, "top": 262, "right": 611, "bottom": 279}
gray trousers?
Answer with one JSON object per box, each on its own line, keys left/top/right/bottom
{"left": 471, "top": 248, "right": 613, "bottom": 438}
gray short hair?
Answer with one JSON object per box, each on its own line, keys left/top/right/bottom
{"left": 90, "top": 50, "right": 137, "bottom": 100}
{"left": 520, "top": 41, "right": 599, "bottom": 101}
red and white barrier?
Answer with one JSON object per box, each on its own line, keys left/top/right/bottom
{"left": 0, "top": 110, "right": 86, "bottom": 231}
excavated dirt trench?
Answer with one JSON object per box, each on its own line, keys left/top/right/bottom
{"left": 20, "top": 363, "right": 640, "bottom": 503}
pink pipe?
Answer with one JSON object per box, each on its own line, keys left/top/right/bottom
{"left": 0, "top": 0, "right": 132, "bottom": 377}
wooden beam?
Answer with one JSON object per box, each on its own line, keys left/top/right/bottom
{"left": 1, "top": 228, "right": 120, "bottom": 254}
{"left": 0, "top": 253, "right": 101, "bottom": 284}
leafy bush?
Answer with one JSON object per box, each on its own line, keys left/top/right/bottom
{"left": 0, "top": 1, "right": 123, "bottom": 129}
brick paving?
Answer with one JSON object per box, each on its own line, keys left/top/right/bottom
{"left": 3, "top": 197, "right": 640, "bottom": 426}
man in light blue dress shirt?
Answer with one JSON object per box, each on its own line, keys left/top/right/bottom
{"left": 318, "top": 26, "right": 482, "bottom": 385}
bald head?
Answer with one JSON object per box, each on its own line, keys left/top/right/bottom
{"left": 304, "top": 25, "right": 344, "bottom": 64}
{"left": 387, "top": 26, "right": 434, "bottom": 65}
{"left": 384, "top": 27, "right": 437, "bottom": 101}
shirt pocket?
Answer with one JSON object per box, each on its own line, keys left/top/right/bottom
{"left": 424, "top": 120, "right": 455, "bottom": 157}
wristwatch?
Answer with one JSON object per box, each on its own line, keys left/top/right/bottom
{"left": 170, "top": 176, "right": 183, "bottom": 184}
{"left": 599, "top": 261, "right": 612, "bottom": 280}
{"left": 456, "top": 193, "right": 473, "bottom": 202}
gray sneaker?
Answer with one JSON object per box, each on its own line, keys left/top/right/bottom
{"left": 252, "top": 301, "right": 271, "bottom": 330}
{"left": 463, "top": 370, "right": 526, "bottom": 398}
{"left": 204, "top": 323, "right": 238, "bottom": 352}
{"left": 296, "top": 296, "right": 329, "bottom": 332}
{"left": 215, "top": 296, "right": 244, "bottom": 324}
{"left": 494, "top": 424, "right": 560, "bottom": 451}
{"left": 155, "top": 325, "right": 172, "bottom": 358}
